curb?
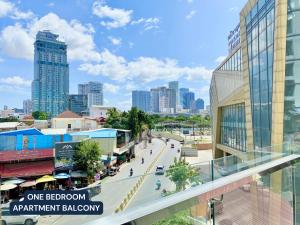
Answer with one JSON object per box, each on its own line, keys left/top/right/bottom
{"left": 115, "top": 139, "right": 166, "bottom": 213}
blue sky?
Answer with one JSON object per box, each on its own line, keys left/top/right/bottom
{"left": 0, "top": 0, "right": 246, "bottom": 110}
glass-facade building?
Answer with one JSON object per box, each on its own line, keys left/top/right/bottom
{"left": 246, "top": 0, "right": 275, "bottom": 149}
{"left": 132, "top": 90, "right": 151, "bottom": 112}
{"left": 68, "top": 94, "right": 88, "bottom": 116}
{"left": 32, "top": 31, "right": 69, "bottom": 117}
{"left": 220, "top": 103, "right": 247, "bottom": 151}
{"left": 183, "top": 92, "right": 195, "bottom": 110}
{"left": 78, "top": 82, "right": 103, "bottom": 108}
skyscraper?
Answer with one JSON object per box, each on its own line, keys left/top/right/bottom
{"left": 23, "top": 99, "right": 33, "bottom": 115}
{"left": 183, "top": 92, "right": 195, "bottom": 110}
{"left": 132, "top": 91, "right": 151, "bottom": 112}
{"left": 150, "top": 88, "right": 160, "bottom": 113}
{"left": 78, "top": 82, "right": 103, "bottom": 108}
{"left": 180, "top": 88, "right": 189, "bottom": 107}
{"left": 68, "top": 95, "right": 88, "bottom": 116}
{"left": 168, "top": 81, "right": 179, "bottom": 108}
{"left": 32, "top": 31, "right": 69, "bottom": 117}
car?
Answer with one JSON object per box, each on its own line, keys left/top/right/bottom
{"left": 108, "top": 166, "right": 119, "bottom": 176}
{"left": 155, "top": 165, "right": 165, "bottom": 175}
{"left": 180, "top": 140, "right": 184, "bottom": 144}
{"left": 1, "top": 207, "right": 39, "bottom": 225}
{"left": 171, "top": 144, "right": 175, "bottom": 148}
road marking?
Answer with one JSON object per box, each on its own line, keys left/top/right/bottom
{"left": 115, "top": 139, "right": 167, "bottom": 212}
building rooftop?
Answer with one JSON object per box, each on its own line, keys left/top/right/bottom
{"left": 55, "top": 110, "right": 82, "bottom": 119}
{"left": 0, "top": 127, "right": 43, "bottom": 136}
{"left": 71, "top": 129, "right": 117, "bottom": 138}
{"left": 41, "top": 128, "right": 67, "bottom": 135}
{"left": 0, "top": 122, "right": 23, "bottom": 129}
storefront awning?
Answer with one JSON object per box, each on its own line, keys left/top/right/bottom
{"left": 0, "top": 160, "right": 54, "bottom": 178}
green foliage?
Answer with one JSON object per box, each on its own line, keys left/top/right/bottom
{"left": 105, "top": 107, "right": 154, "bottom": 141}
{"left": 32, "top": 111, "right": 48, "bottom": 120}
{"left": 166, "top": 158, "right": 199, "bottom": 191}
{"left": 74, "top": 140, "right": 103, "bottom": 180}
{"left": 153, "top": 210, "right": 193, "bottom": 225}
{"left": 0, "top": 117, "right": 19, "bottom": 122}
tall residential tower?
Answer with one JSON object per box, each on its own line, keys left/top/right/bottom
{"left": 32, "top": 31, "right": 69, "bottom": 117}
{"left": 132, "top": 91, "right": 151, "bottom": 112}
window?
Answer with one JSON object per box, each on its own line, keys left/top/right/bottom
{"left": 286, "top": 40, "right": 294, "bottom": 56}
{"left": 286, "top": 63, "right": 294, "bottom": 76}
{"left": 68, "top": 124, "right": 71, "bottom": 129}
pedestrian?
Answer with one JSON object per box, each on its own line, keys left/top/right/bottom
{"left": 130, "top": 168, "right": 133, "bottom": 176}
{"left": 150, "top": 149, "right": 152, "bottom": 155}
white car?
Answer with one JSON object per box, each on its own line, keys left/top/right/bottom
{"left": 1, "top": 207, "right": 39, "bottom": 225}
{"left": 155, "top": 165, "right": 165, "bottom": 175}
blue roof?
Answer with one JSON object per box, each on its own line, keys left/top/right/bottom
{"left": 71, "top": 129, "right": 117, "bottom": 138}
{"left": 0, "top": 128, "right": 43, "bottom": 136}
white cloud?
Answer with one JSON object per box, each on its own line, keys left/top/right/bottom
{"left": 48, "top": 2, "right": 55, "bottom": 7}
{"left": 186, "top": 10, "right": 196, "bottom": 20}
{"left": 0, "top": 0, "right": 34, "bottom": 20}
{"left": 79, "top": 49, "right": 212, "bottom": 83}
{"left": 131, "top": 17, "right": 160, "bottom": 31}
{"left": 0, "top": 0, "right": 14, "bottom": 18}
{"left": 186, "top": 0, "right": 194, "bottom": 3}
{"left": 0, "top": 58, "right": 4, "bottom": 62}
{"left": 108, "top": 36, "right": 122, "bottom": 45}
{"left": 0, "top": 76, "right": 31, "bottom": 87}
{"left": 92, "top": 0, "right": 132, "bottom": 29}
{"left": 0, "top": 13, "right": 100, "bottom": 62}
{"left": 104, "top": 83, "right": 120, "bottom": 94}
{"left": 215, "top": 56, "right": 227, "bottom": 64}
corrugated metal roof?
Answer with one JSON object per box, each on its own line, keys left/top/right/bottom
{"left": 0, "top": 128, "right": 43, "bottom": 136}
{"left": 71, "top": 129, "right": 117, "bottom": 138}
{"left": 0, "top": 122, "right": 21, "bottom": 129}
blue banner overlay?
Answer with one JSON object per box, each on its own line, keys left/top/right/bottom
{"left": 10, "top": 190, "right": 103, "bottom": 215}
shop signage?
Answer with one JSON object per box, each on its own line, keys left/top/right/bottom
{"left": 55, "top": 141, "right": 79, "bottom": 169}
{"left": 228, "top": 24, "right": 240, "bottom": 53}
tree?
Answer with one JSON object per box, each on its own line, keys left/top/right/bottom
{"left": 74, "top": 140, "right": 103, "bottom": 182}
{"left": 166, "top": 158, "right": 199, "bottom": 191}
{"left": 32, "top": 111, "right": 48, "bottom": 120}
{"left": 128, "top": 107, "right": 140, "bottom": 140}
{"left": 153, "top": 210, "right": 193, "bottom": 225}
{"left": 0, "top": 117, "right": 19, "bottom": 122}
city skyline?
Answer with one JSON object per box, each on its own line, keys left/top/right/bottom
{"left": 0, "top": 0, "right": 246, "bottom": 110}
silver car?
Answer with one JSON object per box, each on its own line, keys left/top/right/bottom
{"left": 1, "top": 207, "right": 39, "bottom": 225}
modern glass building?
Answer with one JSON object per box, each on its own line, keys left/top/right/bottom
{"left": 32, "top": 31, "right": 69, "bottom": 117}
{"left": 195, "top": 98, "right": 205, "bottom": 110}
{"left": 78, "top": 81, "right": 103, "bottom": 108}
{"left": 132, "top": 90, "right": 151, "bottom": 112}
{"left": 179, "top": 87, "right": 189, "bottom": 107}
{"left": 168, "top": 81, "right": 179, "bottom": 108}
{"left": 210, "top": 0, "right": 300, "bottom": 222}
{"left": 67, "top": 94, "right": 88, "bottom": 116}
{"left": 183, "top": 91, "right": 195, "bottom": 110}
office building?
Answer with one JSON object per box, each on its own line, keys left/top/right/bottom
{"left": 168, "top": 81, "right": 179, "bottom": 108}
{"left": 23, "top": 99, "right": 33, "bottom": 115}
{"left": 195, "top": 98, "right": 204, "bottom": 110}
{"left": 132, "top": 91, "right": 151, "bottom": 112}
{"left": 183, "top": 92, "right": 195, "bottom": 110}
{"left": 179, "top": 88, "right": 189, "bottom": 107}
{"left": 68, "top": 95, "right": 88, "bottom": 116}
{"left": 32, "top": 31, "right": 69, "bottom": 117}
{"left": 78, "top": 82, "right": 103, "bottom": 108}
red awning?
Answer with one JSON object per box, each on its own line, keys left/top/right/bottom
{"left": 0, "top": 160, "right": 54, "bottom": 178}
{"left": 0, "top": 149, "right": 53, "bottom": 163}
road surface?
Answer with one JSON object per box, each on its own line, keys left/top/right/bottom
{"left": 39, "top": 138, "right": 172, "bottom": 225}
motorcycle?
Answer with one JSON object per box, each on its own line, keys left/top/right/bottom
{"left": 129, "top": 168, "right": 133, "bottom": 177}
{"left": 156, "top": 180, "right": 161, "bottom": 190}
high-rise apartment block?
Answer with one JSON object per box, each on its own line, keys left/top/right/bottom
{"left": 23, "top": 99, "right": 33, "bottom": 115}
{"left": 132, "top": 91, "right": 151, "bottom": 112}
{"left": 32, "top": 31, "right": 69, "bottom": 117}
{"left": 78, "top": 82, "right": 103, "bottom": 108}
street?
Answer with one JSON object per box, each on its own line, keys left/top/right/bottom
{"left": 39, "top": 138, "right": 178, "bottom": 225}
